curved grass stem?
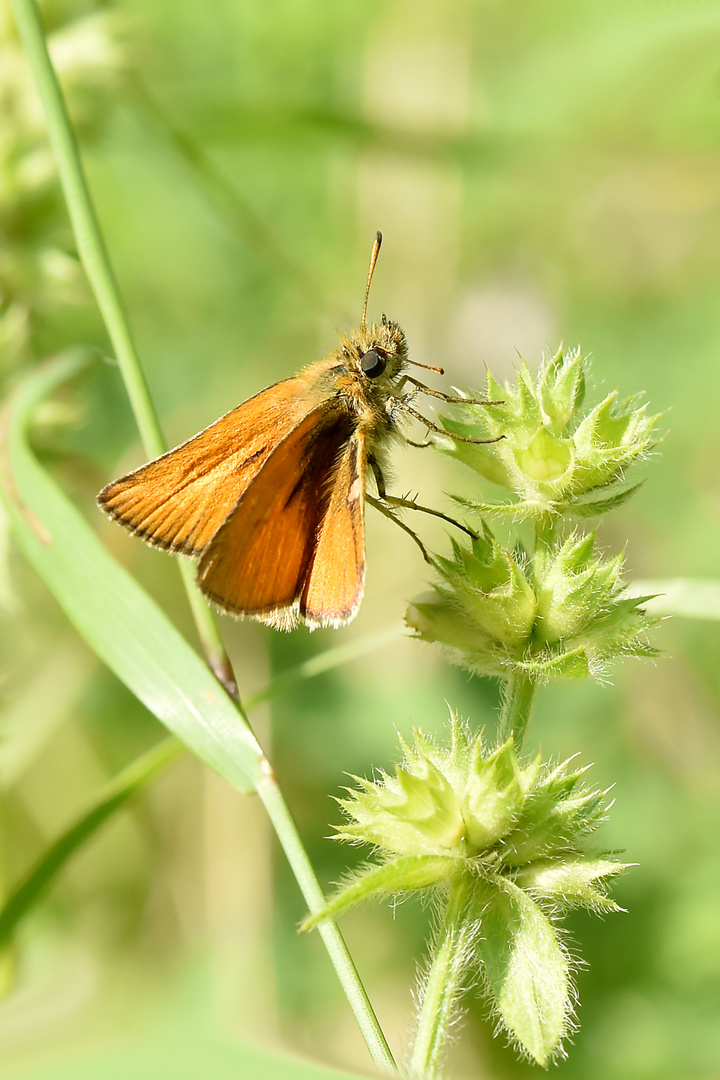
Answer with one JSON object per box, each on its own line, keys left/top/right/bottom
{"left": 0, "top": 737, "right": 182, "bottom": 947}
{"left": 257, "top": 768, "right": 397, "bottom": 1074}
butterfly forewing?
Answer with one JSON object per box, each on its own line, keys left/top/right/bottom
{"left": 300, "top": 430, "right": 366, "bottom": 628}
{"left": 197, "top": 404, "right": 356, "bottom": 627}
{"left": 97, "top": 376, "right": 328, "bottom": 555}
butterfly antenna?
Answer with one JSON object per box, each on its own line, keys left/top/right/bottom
{"left": 361, "top": 231, "right": 383, "bottom": 328}
{"left": 407, "top": 357, "right": 445, "bottom": 375}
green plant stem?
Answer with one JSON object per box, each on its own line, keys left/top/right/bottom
{"left": 410, "top": 877, "right": 477, "bottom": 1079}
{"left": 498, "top": 512, "right": 551, "bottom": 750}
{"left": 10, "top": 0, "right": 161, "bottom": 456}
{"left": 10, "top": 0, "right": 236, "bottom": 700}
{"left": 256, "top": 766, "right": 397, "bottom": 1075}
{"left": 498, "top": 671, "right": 537, "bottom": 750}
{"left": 534, "top": 512, "right": 557, "bottom": 552}
{"left": 177, "top": 560, "right": 238, "bottom": 697}
{"left": 236, "top": 694, "right": 396, "bottom": 1073}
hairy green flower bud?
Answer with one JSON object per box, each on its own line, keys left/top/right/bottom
{"left": 442, "top": 347, "right": 661, "bottom": 521}
{"left": 303, "top": 718, "right": 629, "bottom": 1065}
{"left": 306, "top": 718, "right": 624, "bottom": 915}
{"left": 406, "top": 533, "right": 538, "bottom": 677}
{"left": 408, "top": 529, "right": 657, "bottom": 681}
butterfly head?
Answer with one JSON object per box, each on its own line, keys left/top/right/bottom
{"left": 341, "top": 317, "right": 408, "bottom": 387}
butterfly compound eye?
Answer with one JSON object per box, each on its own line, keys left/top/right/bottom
{"left": 360, "top": 349, "right": 386, "bottom": 378}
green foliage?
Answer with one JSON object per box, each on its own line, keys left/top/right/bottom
{"left": 477, "top": 878, "right": 569, "bottom": 1067}
{"left": 2, "top": 1, "right": 720, "bottom": 1079}
{"left": 406, "top": 350, "right": 661, "bottom": 701}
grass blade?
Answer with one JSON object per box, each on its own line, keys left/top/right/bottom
{"left": 0, "top": 350, "right": 264, "bottom": 791}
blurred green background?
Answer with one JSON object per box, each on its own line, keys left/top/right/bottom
{"left": 2, "top": 0, "right": 720, "bottom": 1077}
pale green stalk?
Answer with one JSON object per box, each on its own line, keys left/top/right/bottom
{"left": 497, "top": 670, "right": 537, "bottom": 750}
{"left": 497, "top": 514, "right": 548, "bottom": 749}
{"left": 531, "top": 511, "right": 558, "bottom": 589}
{"left": 410, "top": 878, "right": 478, "bottom": 1078}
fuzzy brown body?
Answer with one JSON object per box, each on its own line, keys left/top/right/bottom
{"left": 98, "top": 320, "right": 411, "bottom": 630}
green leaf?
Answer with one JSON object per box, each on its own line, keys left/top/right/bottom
{"left": 0, "top": 351, "right": 264, "bottom": 794}
{"left": 301, "top": 855, "right": 462, "bottom": 931}
{"left": 570, "top": 479, "right": 646, "bottom": 517}
{"left": 514, "top": 856, "right": 631, "bottom": 912}
{"left": 477, "top": 878, "right": 569, "bottom": 1066}
{"left": 450, "top": 494, "right": 537, "bottom": 524}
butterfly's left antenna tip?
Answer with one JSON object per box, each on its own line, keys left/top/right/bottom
{"left": 362, "top": 232, "right": 383, "bottom": 327}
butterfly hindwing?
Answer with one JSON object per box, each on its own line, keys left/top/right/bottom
{"left": 196, "top": 404, "right": 356, "bottom": 628}
{"left": 300, "top": 430, "right": 366, "bottom": 628}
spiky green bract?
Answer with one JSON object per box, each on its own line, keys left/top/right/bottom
{"left": 304, "top": 717, "right": 628, "bottom": 1064}
{"left": 407, "top": 529, "right": 657, "bottom": 681}
{"left": 442, "top": 346, "right": 660, "bottom": 522}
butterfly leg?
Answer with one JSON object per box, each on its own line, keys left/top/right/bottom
{"left": 386, "top": 393, "right": 503, "bottom": 446}
{"left": 365, "top": 493, "right": 431, "bottom": 563}
{"left": 401, "top": 400, "right": 505, "bottom": 446}
{"left": 368, "top": 455, "right": 477, "bottom": 541}
{"left": 383, "top": 493, "right": 478, "bottom": 540}
{"left": 405, "top": 375, "right": 505, "bottom": 406}
{"left": 368, "top": 455, "right": 389, "bottom": 499}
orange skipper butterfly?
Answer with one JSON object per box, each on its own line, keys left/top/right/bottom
{"left": 98, "top": 234, "right": 496, "bottom": 629}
